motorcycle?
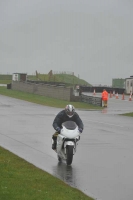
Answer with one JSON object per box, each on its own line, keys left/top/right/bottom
{"left": 53, "top": 121, "right": 81, "bottom": 166}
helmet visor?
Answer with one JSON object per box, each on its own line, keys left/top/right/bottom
{"left": 66, "top": 111, "right": 74, "bottom": 116}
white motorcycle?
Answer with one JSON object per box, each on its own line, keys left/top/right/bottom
{"left": 53, "top": 121, "right": 81, "bottom": 166}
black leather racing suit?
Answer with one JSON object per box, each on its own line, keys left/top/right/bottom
{"left": 53, "top": 110, "right": 84, "bottom": 131}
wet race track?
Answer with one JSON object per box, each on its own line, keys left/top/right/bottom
{"left": 0, "top": 93, "right": 133, "bottom": 200}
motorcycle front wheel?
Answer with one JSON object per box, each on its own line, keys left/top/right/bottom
{"left": 66, "top": 145, "right": 73, "bottom": 165}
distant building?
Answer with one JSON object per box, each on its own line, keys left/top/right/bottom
{"left": 112, "top": 78, "right": 125, "bottom": 88}
{"left": 12, "top": 73, "right": 27, "bottom": 82}
{"left": 125, "top": 76, "right": 133, "bottom": 94}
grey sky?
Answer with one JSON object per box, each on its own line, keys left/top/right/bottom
{"left": 0, "top": 0, "right": 133, "bottom": 85}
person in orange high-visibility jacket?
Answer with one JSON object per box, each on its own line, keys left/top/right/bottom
{"left": 101, "top": 89, "right": 108, "bottom": 107}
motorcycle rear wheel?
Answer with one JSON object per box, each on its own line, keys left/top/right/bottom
{"left": 66, "top": 146, "right": 73, "bottom": 165}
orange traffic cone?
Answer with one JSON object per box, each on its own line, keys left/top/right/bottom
{"left": 129, "top": 94, "right": 132, "bottom": 101}
{"left": 116, "top": 93, "right": 119, "bottom": 99}
{"left": 93, "top": 89, "right": 96, "bottom": 95}
{"left": 113, "top": 91, "right": 115, "bottom": 96}
{"left": 122, "top": 93, "right": 125, "bottom": 100}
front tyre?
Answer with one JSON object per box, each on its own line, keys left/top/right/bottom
{"left": 66, "top": 146, "right": 73, "bottom": 165}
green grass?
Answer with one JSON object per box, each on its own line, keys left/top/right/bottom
{"left": 121, "top": 112, "right": 133, "bottom": 117}
{"left": 0, "top": 74, "right": 12, "bottom": 84}
{"left": 0, "top": 87, "right": 102, "bottom": 109}
{"left": 0, "top": 80, "right": 11, "bottom": 84}
{"left": 0, "top": 73, "right": 91, "bottom": 86}
{"left": 28, "top": 73, "right": 91, "bottom": 86}
{"left": 0, "top": 146, "right": 94, "bottom": 200}
{"left": 0, "top": 74, "right": 12, "bottom": 80}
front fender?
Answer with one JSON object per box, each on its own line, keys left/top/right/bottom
{"left": 64, "top": 141, "right": 75, "bottom": 148}
{"left": 64, "top": 141, "right": 75, "bottom": 155}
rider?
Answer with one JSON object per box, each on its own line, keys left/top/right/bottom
{"left": 52, "top": 104, "right": 84, "bottom": 150}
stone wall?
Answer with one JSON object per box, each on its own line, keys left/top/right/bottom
{"left": 11, "top": 81, "right": 72, "bottom": 101}
{"left": 81, "top": 94, "right": 102, "bottom": 107}
{"left": 11, "top": 82, "right": 102, "bottom": 106}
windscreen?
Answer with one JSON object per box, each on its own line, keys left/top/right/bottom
{"left": 62, "top": 121, "right": 77, "bottom": 130}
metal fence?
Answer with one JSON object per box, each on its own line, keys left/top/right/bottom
{"left": 80, "top": 86, "right": 125, "bottom": 94}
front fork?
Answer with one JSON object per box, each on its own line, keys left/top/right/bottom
{"left": 64, "top": 140, "right": 77, "bottom": 155}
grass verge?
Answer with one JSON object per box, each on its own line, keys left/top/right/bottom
{"left": 0, "top": 80, "right": 11, "bottom": 84}
{"left": 0, "top": 146, "right": 94, "bottom": 200}
{"left": 120, "top": 112, "right": 133, "bottom": 117}
{"left": 0, "top": 86, "right": 102, "bottom": 109}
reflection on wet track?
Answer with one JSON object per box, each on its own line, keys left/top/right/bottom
{"left": 52, "top": 162, "right": 75, "bottom": 187}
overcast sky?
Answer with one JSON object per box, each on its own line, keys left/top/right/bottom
{"left": 0, "top": 0, "right": 133, "bottom": 85}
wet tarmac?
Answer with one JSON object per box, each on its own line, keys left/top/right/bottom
{"left": 0, "top": 94, "right": 133, "bottom": 200}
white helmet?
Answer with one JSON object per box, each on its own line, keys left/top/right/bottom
{"left": 65, "top": 104, "right": 75, "bottom": 118}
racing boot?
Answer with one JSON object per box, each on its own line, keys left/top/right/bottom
{"left": 52, "top": 140, "right": 57, "bottom": 150}
{"left": 52, "top": 135, "right": 57, "bottom": 150}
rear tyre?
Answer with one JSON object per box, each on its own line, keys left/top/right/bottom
{"left": 66, "top": 146, "right": 73, "bottom": 165}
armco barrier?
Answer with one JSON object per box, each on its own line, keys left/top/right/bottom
{"left": 81, "top": 94, "right": 102, "bottom": 107}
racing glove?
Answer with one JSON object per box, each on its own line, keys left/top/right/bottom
{"left": 56, "top": 127, "right": 61, "bottom": 133}
{"left": 78, "top": 128, "right": 83, "bottom": 133}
